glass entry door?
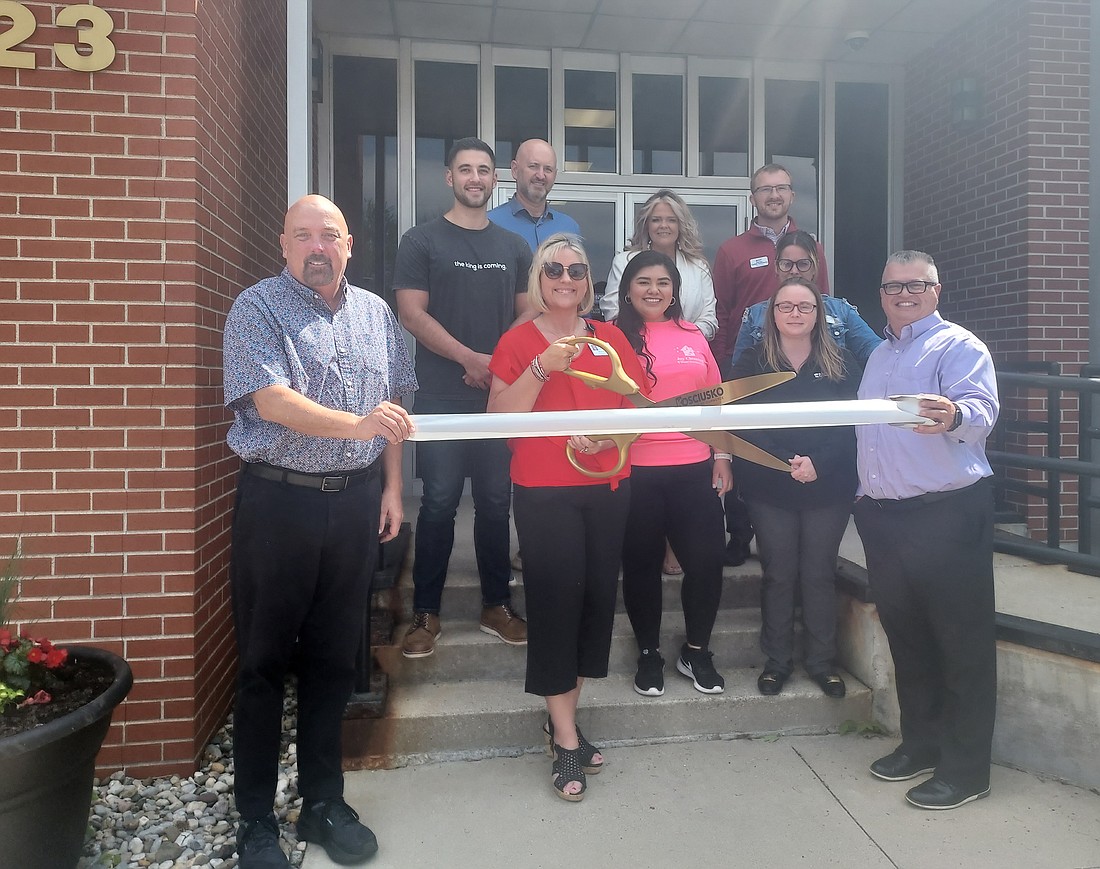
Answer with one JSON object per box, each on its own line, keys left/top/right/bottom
{"left": 493, "top": 184, "right": 750, "bottom": 299}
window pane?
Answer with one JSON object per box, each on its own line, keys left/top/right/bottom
{"left": 764, "top": 79, "right": 821, "bottom": 236}
{"left": 564, "top": 69, "right": 616, "bottom": 173}
{"left": 415, "top": 61, "right": 478, "bottom": 223}
{"left": 495, "top": 67, "right": 549, "bottom": 165}
{"left": 699, "top": 76, "right": 749, "bottom": 177}
{"left": 834, "top": 81, "right": 890, "bottom": 334}
{"left": 632, "top": 73, "right": 682, "bottom": 175}
{"left": 332, "top": 56, "right": 398, "bottom": 305}
{"left": 547, "top": 200, "right": 617, "bottom": 313}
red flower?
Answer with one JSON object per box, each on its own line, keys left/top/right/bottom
{"left": 20, "top": 690, "right": 51, "bottom": 706}
{"left": 44, "top": 647, "right": 67, "bottom": 668}
{"left": 0, "top": 628, "right": 11, "bottom": 650}
{"left": 26, "top": 646, "right": 45, "bottom": 664}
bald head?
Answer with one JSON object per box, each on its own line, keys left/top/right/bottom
{"left": 511, "top": 139, "right": 559, "bottom": 215}
{"left": 280, "top": 195, "right": 352, "bottom": 301}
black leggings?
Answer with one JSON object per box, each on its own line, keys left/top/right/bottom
{"left": 514, "top": 481, "right": 631, "bottom": 696}
{"left": 621, "top": 461, "right": 726, "bottom": 651}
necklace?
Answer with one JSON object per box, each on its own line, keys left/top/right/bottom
{"left": 536, "top": 315, "right": 589, "bottom": 343}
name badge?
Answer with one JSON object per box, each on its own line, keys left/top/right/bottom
{"left": 750, "top": 256, "right": 770, "bottom": 269}
{"left": 587, "top": 342, "right": 608, "bottom": 357}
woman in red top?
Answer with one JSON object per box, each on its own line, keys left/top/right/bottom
{"left": 489, "top": 233, "right": 645, "bottom": 803}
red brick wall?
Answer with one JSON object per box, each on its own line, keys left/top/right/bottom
{"left": 902, "top": 0, "right": 1090, "bottom": 540}
{"left": 0, "top": 1, "right": 286, "bottom": 776}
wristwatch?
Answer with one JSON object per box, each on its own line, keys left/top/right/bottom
{"left": 946, "top": 406, "right": 963, "bottom": 432}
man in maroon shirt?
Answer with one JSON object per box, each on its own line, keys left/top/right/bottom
{"left": 711, "top": 164, "right": 829, "bottom": 564}
{"left": 711, "top": 164, "right": 830, "bottom": 368}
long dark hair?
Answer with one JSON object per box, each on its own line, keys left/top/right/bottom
{"left": 614, "top": 249, "right": 688, "bottom": 386}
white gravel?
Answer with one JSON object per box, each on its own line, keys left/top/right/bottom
{"left": 79, "top": 689, "right": 305, "bottom": 868}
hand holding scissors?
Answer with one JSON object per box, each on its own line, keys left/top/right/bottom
{"left": 560, "top": 336, "right": 795, "bottom": 479}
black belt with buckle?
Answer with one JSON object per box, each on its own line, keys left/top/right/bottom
{"left": 864, "top": 480, "right": 983, "bottom": 511}
{"left": 244, "top": 461, "right": 379, "bottom": 492}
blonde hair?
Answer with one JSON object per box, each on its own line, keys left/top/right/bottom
{"left": 526, "top": 233, "right": 595, "bottom": 315}
{"left": 761, "top": 277, "right": 846, "bottom": 382}
{"left": 627, "top": 189, "right": 706, "bottom": 265}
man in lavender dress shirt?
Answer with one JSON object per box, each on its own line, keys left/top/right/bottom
{"left": 853, "top": 250, "right": 1000, "bottom": 811}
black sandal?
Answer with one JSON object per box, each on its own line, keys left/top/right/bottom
{"left": 551, "top": 744, "right": 587, "bottom": 802}
{"left": 543, "top": 716, "right": 603, "bottom": 774}
{"left": 757, "top": 670, "right": 788, "bottom": 696}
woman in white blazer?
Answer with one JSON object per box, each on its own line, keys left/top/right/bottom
{"left": 600, "top": 189, "right": 717, "bottom": 341}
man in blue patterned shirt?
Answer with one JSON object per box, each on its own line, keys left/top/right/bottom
{"left": 223, "top": 195, "right": 417, "bottom": 868}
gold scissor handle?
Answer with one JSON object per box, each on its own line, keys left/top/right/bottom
{"left": 565, "top": 433, "right": 638, "bottom": 479}
{"left": 559, "top": 336, "right": 641, "bottom": 397}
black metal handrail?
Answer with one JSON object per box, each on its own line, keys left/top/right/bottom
{"left": 988, "top": 367, "right": 1100, "bottom": 577}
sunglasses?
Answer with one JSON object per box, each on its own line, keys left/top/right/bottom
{"left": 542, "top": 261, "right": 589, "bottom": 281}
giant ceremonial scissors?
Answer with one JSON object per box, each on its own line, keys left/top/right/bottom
{"left": 560, "top": 335, "right": 794, "bottom": 479}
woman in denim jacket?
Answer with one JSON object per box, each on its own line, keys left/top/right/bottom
{"left": 730, "top": 230, "right": 880, "bottom": 366}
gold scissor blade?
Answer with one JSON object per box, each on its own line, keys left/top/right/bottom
{"left": 690, "top": 430, "right": 791, "bottom": 472}
{"left": 560, "top": 335, "right": 642, "bottom": 397}
{"left": 654, "top": 371, "right": 795, "bottom": 408}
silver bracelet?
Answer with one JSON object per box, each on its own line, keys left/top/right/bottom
{"left": 530, "top": 355, "right": 550, "bottom": 383}
{"left": 713, "top": 452, "right": 733, "bottom": 462}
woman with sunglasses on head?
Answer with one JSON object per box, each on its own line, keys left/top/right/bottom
{"left": 600, "top": 189, "right": 717, "bottom": 575}
{"left": 488, "top": 233, "right": 646, "bottom": 803}
{"left": 730, "top": 230, "right": 880, "bottom": 367}
{"left": 612, "top": 250, "right": 732, "bottom": 698}
{"left": 730, "top": 276, "right": 861, "bottom": 699}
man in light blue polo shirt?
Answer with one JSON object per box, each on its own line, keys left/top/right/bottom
{"left": 488, "top": 139, "right": 580, "bottom": 249}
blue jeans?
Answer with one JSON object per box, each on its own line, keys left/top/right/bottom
{"left": 412, "top": 400, "right": 513, "bottom": 614}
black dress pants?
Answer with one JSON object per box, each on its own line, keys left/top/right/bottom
{"left": 229, "top": 468, "right": 381, "bottom": 820}
{"left": 854, "top": 479, "right": 997, "bottom": 791}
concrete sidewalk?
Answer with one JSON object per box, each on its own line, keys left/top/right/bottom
{"left": 304, "top": 734, "right": 1100, "bottom": 869}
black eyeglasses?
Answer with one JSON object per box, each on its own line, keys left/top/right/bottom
{"left": 777, "top": 258, "right": 813, "bottom": 273}
{"left": 774, "top": 301, "right": 817, "bottom": 314}
{"left": 880, "top": 280, "right": 937, "bottom": 295}
{"left": 542, "top": 261, "right": 589, "bottom": 281}
{"left": 752, "top": 183, "right": 793, "bottom": 196}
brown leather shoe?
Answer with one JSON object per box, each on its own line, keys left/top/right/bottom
{"left": 401, "top": 612, "right": 441, "bottom": 658}
{"left": 479, "top": 603, "right": 527, "bottom": 645}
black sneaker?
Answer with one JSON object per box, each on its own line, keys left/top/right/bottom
{"left": 237, "top": 814, "right": 290, "bottom": 869}
{"left": 298, "top": 797, "right": 379, "bottom": 864}
{"left": 676, "top": 643, "right": 725, "bottom": 694}
{"left": 724, "top": 541, "right": 751, "bottom": 567}
{"left": 634, "top": 648, "right": 665, "bottom": 696}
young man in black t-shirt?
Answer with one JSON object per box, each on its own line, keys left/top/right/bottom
{"left": 395, "top": 137, "right": 532, "bottom": 659}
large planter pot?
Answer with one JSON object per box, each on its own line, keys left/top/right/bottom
{"left": 0, "top": 645, "right": 133, "bottom": 869}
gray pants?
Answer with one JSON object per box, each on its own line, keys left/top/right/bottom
{"left": 746, "top": 499, "right": 851, "bottom": 676}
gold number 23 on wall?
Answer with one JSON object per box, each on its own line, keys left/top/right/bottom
{"left": 0, "top": 2, "right": 116, "bottom": 72}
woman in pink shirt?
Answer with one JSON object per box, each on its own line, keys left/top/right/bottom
{"left": 613, "top": 250, "right": 733, "bottom": 696}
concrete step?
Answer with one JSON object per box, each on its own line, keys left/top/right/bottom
{"left": 387, "top": 560, "right": 765, "bottom": 620}
{"left": 342, "top": 668, "right": 871, "bottom": 769}
{"left": 377, "top": 608, "right": 777, "bottom": 685}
